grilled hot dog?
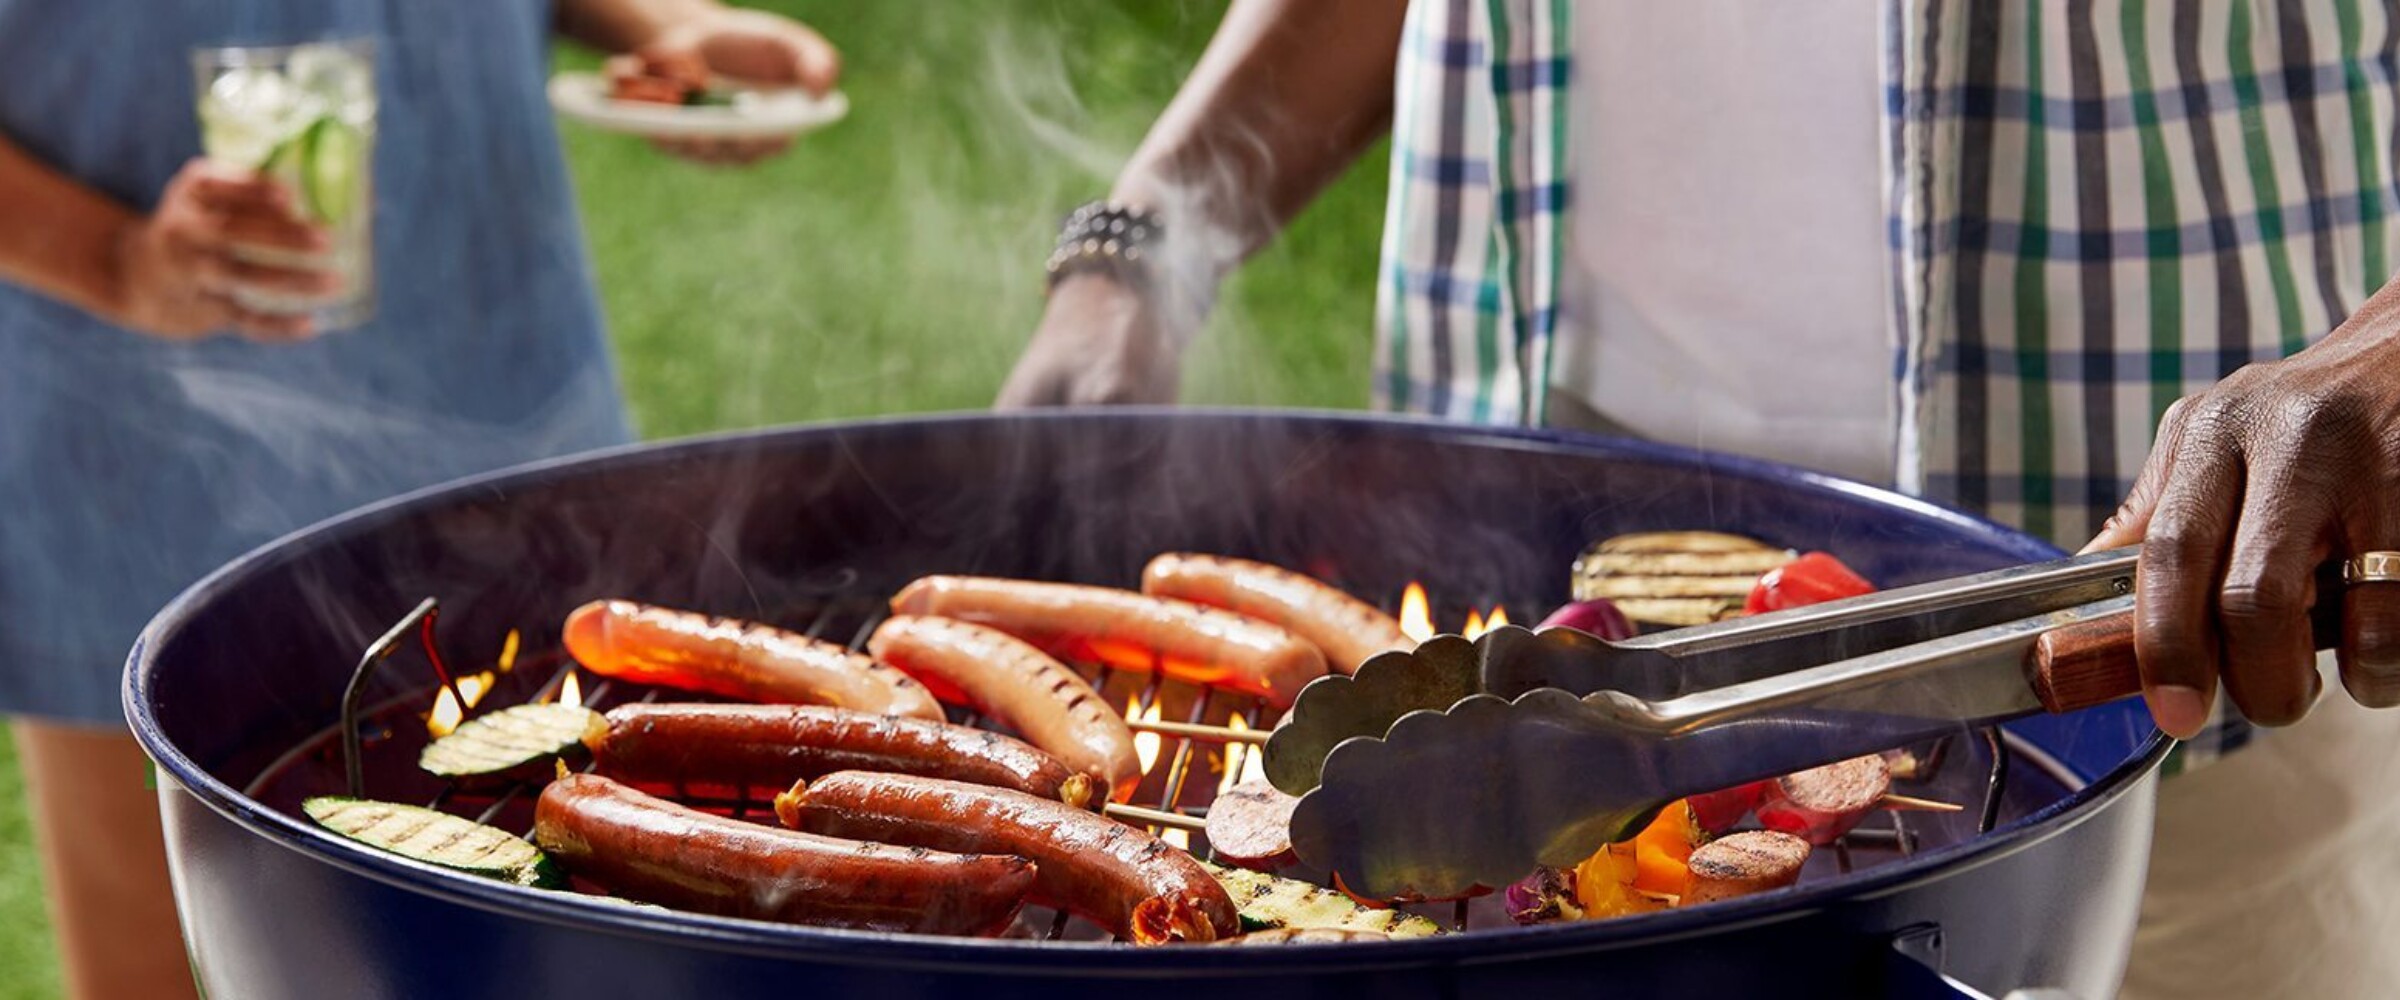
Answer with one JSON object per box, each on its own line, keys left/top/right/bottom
{"left": 533, "top": 773, "right": 1033, "bottom": 935}
{"left": 1140, "top": 553, "right": 1409, "bottom": 674}
{"left": 776, "top": 771, "right": 1240, "bottom": 944}
{"left": 888, "top": 576, "right": 1327, "bottom": 706}
{"left": 587, "top": 702, "right": 1094, "bottom": 808}
{"left": 563, "top": 600, "right": 942, "bottom": 721}
{"left": 867, "top": 615, "right": 1140, "bottom": 803}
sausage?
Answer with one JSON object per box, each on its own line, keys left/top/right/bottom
{"left": 1201, "top": 778, "right": 1298, "bottom": 870}
{"left": 1755, "top": 754, "right": 1891, "bottom": 845}
{"left": 867, "top": 615, "right": 1140, "bottom": 803}
{"left": 587, "top": 702, "right": 1095, "bottom": 809}
{"left": 532, "top": 773, "right": 1033, "bottom": 935}
{"left": 887, "top": 576, "right": 1328, "bottom": 706}
{"left": 563, "top": 600, "right": 942, "bottom": 721}
{"left": 1139, "top": 553, "right": 1409, "bottom": 674}
{"left": 776, "top": 771, "right": 1240, "bottom": 945}
{"left": 1682, "top": 830, "right": 1811, "bottom": 904}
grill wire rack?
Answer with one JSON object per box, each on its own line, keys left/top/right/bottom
{"left": 304, "top": 591, "right": 2011, "bottom": 941}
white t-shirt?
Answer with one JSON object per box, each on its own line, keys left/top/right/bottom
{"left": 1553, "top": 1, "right": 1894, "bottom": 485}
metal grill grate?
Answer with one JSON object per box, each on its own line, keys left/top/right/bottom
{"left": 310, "top": 592, "right": 2012, "bottom": 939}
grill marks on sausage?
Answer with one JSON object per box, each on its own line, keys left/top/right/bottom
{"left": 779, "top": 771, "right": 1239, "bottom": 944}
{"left": 869, "top": 615, "right": 1142, "bottom": 802}
{"left": 532, "top": 774, "right": 1033, "bottom": 935}
{"left": 888, "top": 576, "right": 1328, "bottom": 705}
{"left": 1139, "top": 553, "right": 1410, "bottom": 674}
{"left": 1683, "top": 831, "right": 1811, "bottom": 905}
{"left": 563, "top": 600, "right": 943, "bottom": 721}
{"left": 586, "top": 702, "right": 1088, "bottom": 806}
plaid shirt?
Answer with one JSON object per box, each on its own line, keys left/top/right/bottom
{"left": 1378, "top": 0, "right": 2400, "bottom": 768}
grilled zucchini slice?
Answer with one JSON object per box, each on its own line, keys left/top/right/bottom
{"left": 1203, "top": 861, "right": 1441, "bottom": 937}
{"left": 303, "top": 797, "right": 564, "bottom": 888}
{"left": 1570, "top": 531, "right": 1795, "bottom": 626}
{"left": 419, "top": 702, "right": 606, "bottom": 779}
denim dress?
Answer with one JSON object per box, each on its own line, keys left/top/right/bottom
{"left": 0, "top": 1, "right": 635, "bottom": 723}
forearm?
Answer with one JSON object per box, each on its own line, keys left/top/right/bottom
{"left": 1112, "top": 0, "right": 1407, "bottom": 283}
{"left": 555, "top": 0, "right": 721, "bottom": 52}
{"left": 0, "top": 133, "right": 132, "bottom": 321}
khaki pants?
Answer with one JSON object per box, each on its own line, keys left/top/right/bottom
{"left": 11, "top": 719, "right": 199, "bottom": 1000}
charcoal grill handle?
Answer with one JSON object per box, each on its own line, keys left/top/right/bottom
{"left": 1888, "top": 925, "right": 2085, "bottom": 1000}
{"left": 2030, "top": 585, "right": 2346, "bottom": 714}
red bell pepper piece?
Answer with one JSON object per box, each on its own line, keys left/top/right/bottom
{"left": 1744, "top": 552, "right": 1875, "bottom": 615}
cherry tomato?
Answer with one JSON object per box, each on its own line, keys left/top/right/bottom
{"left": 1744, "top": 552, "right": 1875, "bottom": 614}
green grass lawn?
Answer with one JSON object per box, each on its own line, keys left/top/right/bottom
{"left": 0, "top": 3, "right": 1383, "bottom": 996}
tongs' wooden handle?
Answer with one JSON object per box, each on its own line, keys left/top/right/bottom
{"left": 2030, "top": 613, "right": 2142, "bottom": 713}
{"left": 2031, "top": 579, "right": 2346, "bottom": 714}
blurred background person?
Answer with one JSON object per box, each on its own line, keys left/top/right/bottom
{"left": 0, "top": 1, "right": 834, "bottom": 997}
{"left": 999, "top": 2, "right": 2400, "bottom": 996}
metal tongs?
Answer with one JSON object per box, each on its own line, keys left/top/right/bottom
{"left": 1260, "top": 546, "right": 2284, "bottom": 901}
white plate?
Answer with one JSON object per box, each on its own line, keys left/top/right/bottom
{"left": 547, "top": 71, "right": 848, "bottom": 141}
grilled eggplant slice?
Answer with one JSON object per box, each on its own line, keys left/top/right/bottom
{"left": 419, "top": 702, "right": 607, "bottom": 779}
{"left": 304, "top": 797, "right": 564, "bottom": 888}
{"left": 1570, "top": 531, "right": 1795, "bottom": 626}
{"left": 1203, "top": 861, "right": 1440, "bottom": 937}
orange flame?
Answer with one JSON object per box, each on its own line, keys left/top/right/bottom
{"left": 1399, "top": 583, "right": 1434, "bottom": 644}
{"left": 1161, "top": 828, "right": 1191, "bottom": 850}
{"left": 1464, "top": 605, "right": 1510, "bottom": 639}
{"left": 497, "top": 629, "right": 520, "bottom": 673}
{"left": 1217, "top": 715, "right": 1269, "bottom": 794}
{"left": 558, "top": 669, "right": 584, "bottom": 708}
{"left": 425, "top": 671, "right": 496, "bottom": 738}
{"left": 1463, "top": 608, "right": 1485, "bottom": 638}
{"left": 1128, "top": 697, "right": 1163, "bottom": 773}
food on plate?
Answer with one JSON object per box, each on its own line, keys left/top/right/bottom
{"left": 1756, "top": 754, "right": 1892, "bottom": 845}
{"left": 1744, "top": 551, "right": 1876, "bottom": 614}
{"left": 1534, "top": 596, "right": 1638, "bottom": 640}
{"left": 866, "top": 615, "right": 1139, "bottom": 802}
{"left": 776, "top": 771, "right": 1240, "bottom": 944}
{"left": 603, "top": 49, "right": 720, "bottom": 106}
{"left": 1682, "top": 831, "right": 1811, "bottom": 904}
{"left": 1569, "top": 531, "right": 1796, "bottom": 626}
{"left": 304, "top": 797, "right": 564, "bottom": 888}
{"left": 888, "top": 576, "right": 1328, "bottom": 706}
{"left": 563, "top": 599, "right": 942, "bottom": 721}
{"left": 1215, "top": 927, "right": 1398, "bottom": 945}
{"left": 586, "top": 702, "right": 1095, "bottom": 809}
{"left": 1203, "top": 861, "right": 1441, "bottom": 937}
{"left": 1138, "top": 553, "right": 1410, "bottom": 673}
{"left": 1201, "top": 778, "right": 1300, "bottom": 870}
{"left": 418, "top": 702, "right": 607, "bottom": 779}
{"left": 535, "top": 772, "right": 1033, "bottom": 935}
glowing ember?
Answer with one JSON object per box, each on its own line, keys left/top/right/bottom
{"left": 557, "top": 669, "right": 584, "bottom": 708}
{"left": 425, "top": 671, "right": 496, "bottom": 738}
{"left": 1398, "top": 582, "right": 1433, "bottom": 644}
{"left": 1128, "top": 697, "right": 1164, "bottom": 773}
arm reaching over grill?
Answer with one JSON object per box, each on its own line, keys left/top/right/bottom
{"left": 533, "top": 773, "right": 1034, "bottom": 935}
{"left": 563, "top": 600, "right": 943, "bottom": 721}
{"left": 776, "top": 771, "right": 1240, "bottom": 945}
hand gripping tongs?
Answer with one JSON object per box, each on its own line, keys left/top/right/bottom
{"left": 1259, "top": 546, "right": 2333, "bottom": 901}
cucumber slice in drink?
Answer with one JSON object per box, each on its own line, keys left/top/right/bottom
{"left": 299, "top": 116, "right": 367, "bottom": 226}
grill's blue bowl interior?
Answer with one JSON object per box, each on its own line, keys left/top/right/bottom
{"left": 127, "top": 409, "right": 2166, "bottom": 1000}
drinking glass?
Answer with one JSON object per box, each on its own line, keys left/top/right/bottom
{"left": 192, "top": 38, "right": 377, "bottom": 330}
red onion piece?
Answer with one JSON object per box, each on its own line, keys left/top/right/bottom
{"left": 1537, "top": 598, "right": 1636, "bottom": 641}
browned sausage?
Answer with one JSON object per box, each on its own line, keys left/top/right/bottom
{"left": 1201, "top": 778, "right": 1298, "bottom": 870}
{"left": 1682, "top": 830, "right": 1811, "bottom": 904}
{"left": 1755, "top": 754, "right": 1891, "bottom": 845}
{"left": 1140, "top": 554, "right": 1410, "bottom": 674}
{"left": 775, "top": 771, "right": 1239, "bottom": 945}
{"left": 887, "top": 576, "right": 1327, "bottom": 706}
{"left": 563, "top": 600, "right": 942, "bottom": 721}
{"left": 586, "top": 702, "right": 1095, "bottom": 809}
{"left": 867, "top": 615, "right": 1140, "bottom": 803}
{"left": 532, "top": 773, "right": 1033, "bottom": 935}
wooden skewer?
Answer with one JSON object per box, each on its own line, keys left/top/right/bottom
{"left": 1103, "top": 801, "right": 1207, "bottom": 832}
{"left": 1123, "top": 716, "right": 1268, "bottom": 745}
{"left": 1879, "top": 793, "right": 1965, "bottom": 813}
